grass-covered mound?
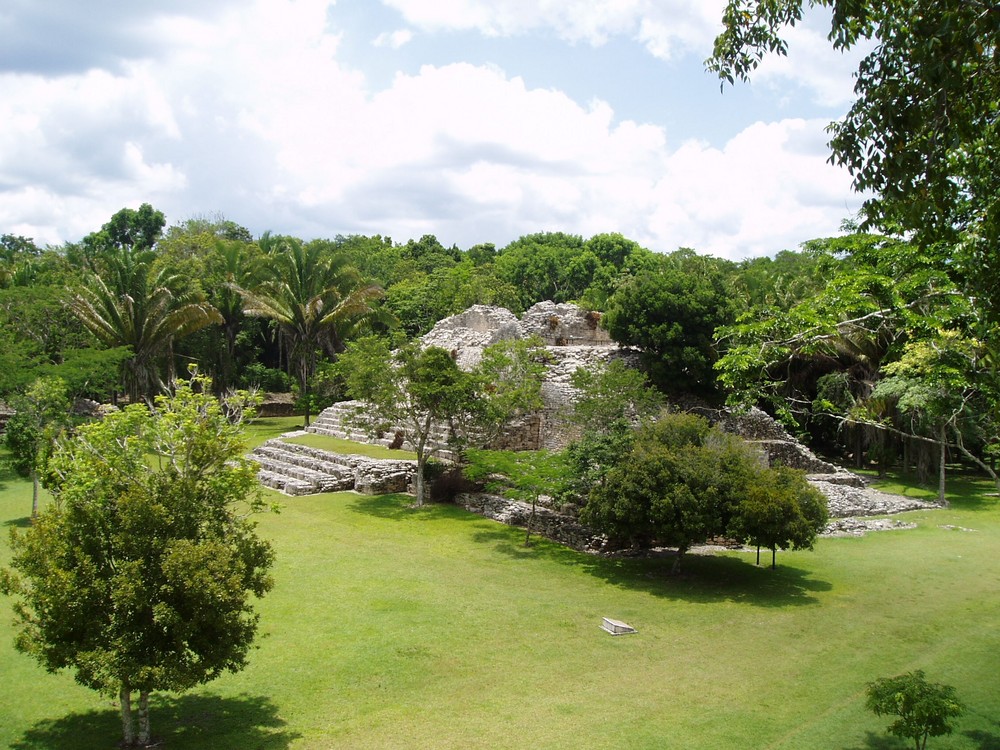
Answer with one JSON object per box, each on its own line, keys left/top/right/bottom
{"left": 2, "top": 457, "right": 999, "bottom": 749}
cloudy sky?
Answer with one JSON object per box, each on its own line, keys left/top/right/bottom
{"left": 0, "top": 0, "right": 869, "bottom": 259}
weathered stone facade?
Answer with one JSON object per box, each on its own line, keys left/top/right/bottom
{"left": 307, "top": 302, "right": 635, "bottom": 455}
{"left": 253, "top": 439, "right": 415, "bottom": 496}
{"left": 254, "top": 303, "right": 939, "bottom": 541}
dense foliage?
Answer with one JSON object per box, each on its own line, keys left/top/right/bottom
{"left": 1, "top": 200, "right": 997, "bottom": 487}
{"left": 0, "top": 376, "right": 274, "bottom": 747}
{"left": 709, "top": 0, "right": 1000, "bottom": 321}
{"left": 580, "top": 413, "right": 827, "bottom": 573}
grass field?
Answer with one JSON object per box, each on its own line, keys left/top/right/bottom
{"left": 1, "top": 445, "right": 999, "bottom": 749}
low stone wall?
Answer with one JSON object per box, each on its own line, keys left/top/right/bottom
{"left": 455, "top": 492, "right": 607, "bottom": 552}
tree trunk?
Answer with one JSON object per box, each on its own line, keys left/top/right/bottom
{"left": 119, "top": 685, "right": 136, "bottom": 747}
{"left": 414, "top": 449, "right": 426, "bottom": 506}
{"left": 771, "top": 546, "right": 777, "bottom": 570}
{"left": 137, "top": 691, "right": 151, "bottom": 746}
{"left": 31, "top": 471, "right": 39, "bottom": 518}
{"left": 938, "top": 423, "right": 947, "bottom": 506}
{"left": 298, "top": 357, "right": 311, "bottom": 428}
{"left": 756, "top": 545, "right": 761, "bottom": 566}
{"left": 525, "top": 496, "right": 537, "bottom": 547}
{"left": 670, "top": 546, "right": 687, "bottom": 575}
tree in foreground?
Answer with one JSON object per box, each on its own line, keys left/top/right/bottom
{"left": 0, "top": 375, "right": 274, "bottom": 747}
{"left": 708, "top": 0, "right": 1000, "bottom": 320}
{"left": 865, "top": 670, "right": 964, "bottom": 750}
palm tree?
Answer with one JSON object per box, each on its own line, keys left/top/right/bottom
{"left": 234, "top": 235, "right": 392, "bottom": 426}
{"left": 69, "top": 248, "right": 222, "bottom": 403}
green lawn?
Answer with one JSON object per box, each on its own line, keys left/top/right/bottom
{"left": 2, "top": 463, "right": 999, "bottom": 749}
{"left": 244, "top": 416, "right": 418, "bottom": 461}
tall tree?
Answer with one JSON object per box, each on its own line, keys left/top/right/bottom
{"left": 603, "top": 251, "right": 735, "bottom": 397}
{"left": 0, "top": 375, "right": 274, "bottom": 748}
{"left": 337, "top": 340, "right": 476, "bottom": 505}
{"left": 71, "top": 203, "right": 166, "bottom": 274}
{"left": 716, "top": 233, "right": 996, "bottom": 490}
{"left": 234, "top": 235, "right": 390, "bottom": 425}
{"left": 708, "top": 0, "right": 1000, "bottom": 320}
{"left": 68, "top": 246, "right": 222, "bottom": 402}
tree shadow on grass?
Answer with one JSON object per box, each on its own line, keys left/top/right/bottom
{"left": 4, "top": 515, "right": 32, "bottom": 528}
{"left": 843, "top": 729, "right": 1000, "bottom": 750}
{"left": 470, "top": 525, "right": 831, "bottom": 607}
{"left": 347, "top": 494, "right": 487, "bottom": 523}
{"left": 964, "top": 729, "right": 1000, "bottom": 750}
{"left": 346, "top": 494, "right": 832, "bottom": 606}
{"left": 11, "top": 693, "right": 299, "bottom": 750}
{"left": 840, "top": 731, "right": 906, "bottom": 749}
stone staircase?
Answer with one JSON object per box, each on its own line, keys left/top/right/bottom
{"left": 250, "top": 439, "right": 416, "bottom": 496}
{"left": 307, "top": 400, "right": 459, "bottom": 459}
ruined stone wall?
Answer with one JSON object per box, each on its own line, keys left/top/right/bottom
{"left": 455, "top": 492, "right": 606, "bottom": 551}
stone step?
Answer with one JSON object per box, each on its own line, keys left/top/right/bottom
{"left": 249, "top": 438, "right": 418, "bottom": 496}
{"left": 254, "top": 444, "right": 355, "bottom": 478}
{"left": 256, "top": 469, "right": 315, "bottom": 496}
{"left": 254, "top": 455, "right": 354, "bottom": 493}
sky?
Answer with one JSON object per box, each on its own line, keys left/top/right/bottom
{"left": 0, "top": 0, "right": 871, "bottom": 260}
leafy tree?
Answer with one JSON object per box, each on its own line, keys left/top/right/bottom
{"left": 716, "top": 233, "right": 997, "bottom": 491}
{"left": 563, "top": 359, "right": 664, "bottom": 500}
{"left": 727, "top": 465, "right": 828, "bottom": 568}
{"left": 865, "top": 670, "right": 964, "bottom": 750}
{"left": 68, "top": 245, "right": 222, "bottom": 403}
{"left": 708, "top": 0, "right": 1000, "bottom": 320}
{"left": 4, "top": 377, "right": 71, "bottom": 517}
{"left": 234, "top": 234, "right": 391, "bottom": 425}
{"left": 730, "top": 246, "right": 830, "bottom": 314}
{"left": 603, "top": 251, "right": 735, "bottom": 397}
{"left": 569, "top": 358, "right": 663, "bottom": 436}
{"left": 386, "top": 262, "right": 522, "bottom": 338}
{"left": 332, "top": 234, "right": 403, "bottom": 288}
{"left": 581, "top": 413, "right": 756, "bottom": 573}
{"left": 336, "top": 337, "right": 546, "bottom": 505}
{"left": 494, "top": 232, "right": 586, "bottom": 311}
{"left": 0, "top": 375, "right": 274, "bottom": 748}
{"left": 71, "top": 203, "right": 166, "bottom": 274}
{"left": 199, "top": 237, "right": 263, "bottom": 392}
{"left": 468, "top": 337, "right": 548, "bottom": 447}
{"left": 336, "top": 339, "right": 476, "bottom": 505}
{"left": 464, "top": 449, "right": 570, "bottom": 545}
{"left": 872, "top": 330, "right": 1000, "bottom": 500}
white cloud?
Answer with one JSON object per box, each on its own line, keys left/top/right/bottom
{"left": 373, "top": 29, "right": 415, "bottom": 49}
{"left": 0, "top": 0, "right": 860, "bottom": 258}
{"left": 645, "top": 119, "right": 861, "bottom": 257}
{"left": 382, "top": 0, "right": 727, "bottom": 58}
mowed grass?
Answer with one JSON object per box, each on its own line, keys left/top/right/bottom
{"left": 245, "top": 416, "right": 418, "bottom": 461}
{"left": 2, "top": 459, "right": 999, "bottom": 749}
